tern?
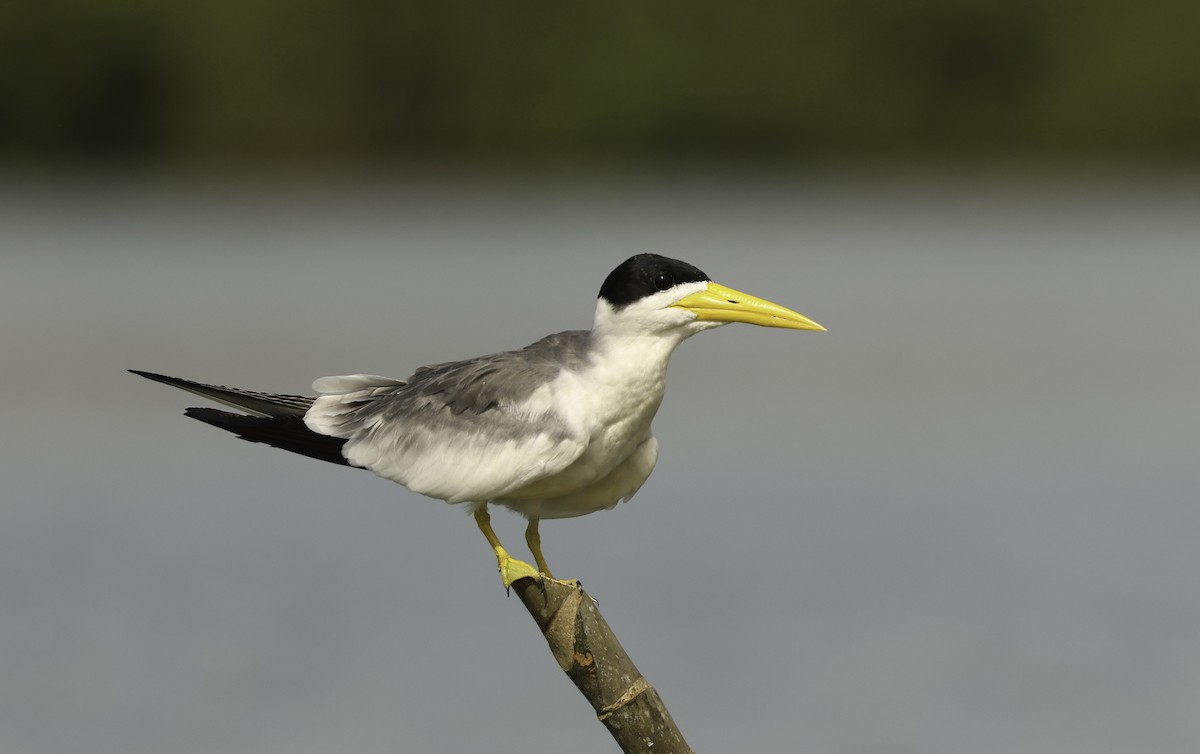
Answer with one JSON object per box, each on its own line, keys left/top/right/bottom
{"left": 132, "top": 254, "right": 824, "bottom": 588}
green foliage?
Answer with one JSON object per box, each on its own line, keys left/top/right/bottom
{"left": 3, "top": 0, "right": 1198, "bottom": 165}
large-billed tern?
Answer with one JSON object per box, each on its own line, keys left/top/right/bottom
{"left": 132, "top": 254, "right": 824, "bottom": 588}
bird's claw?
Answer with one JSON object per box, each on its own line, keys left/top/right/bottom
{"left": 496, "top": 551, "right": 541, "bottom": 594}
{"left": 494, "top": 554, "right": 586, "bottom": 597}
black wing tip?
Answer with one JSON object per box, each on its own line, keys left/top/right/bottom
{"left": 129, "top": 369, "right": 177, "bottom": 384}
{"left": 183, "top": 407, "right": 352, "bottom": 467}
{"left": 183, "top": 406, "right": 236, "bottom": 423}
{"left": 130, "top": 369, "right": 206, "bottom": 393}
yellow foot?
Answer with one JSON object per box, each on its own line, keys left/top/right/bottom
{"left": 494, "top": 553, "right": 582, "bottom": 594}
{"left": 496, "top": 550, "right": 540, "bottom": 591}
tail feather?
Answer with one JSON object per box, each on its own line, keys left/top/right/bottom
{"left": 184, "top": 408, "right": 352, "bottom": 467}
{"left": 129, "top": 370, "right": 314, "bottom": 418}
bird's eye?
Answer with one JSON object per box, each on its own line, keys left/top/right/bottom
{"left": 652, "top": 272, "right": 674, "bottom": 291}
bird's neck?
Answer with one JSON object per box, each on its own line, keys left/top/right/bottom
{"left": 580, "top": 297, "right": 697, "bottom": 413}
{"left": 580, "top": 327, "right": 685, "bottom": 414}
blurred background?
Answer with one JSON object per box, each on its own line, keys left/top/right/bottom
{"left": 2, "top": 2, "right": 1199, "bottom": 754}
{"left": 4, "top": 0, "right": 1199, "bottom": 169}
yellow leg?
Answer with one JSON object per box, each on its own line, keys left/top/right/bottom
{"left": 525, "top": 518, "right": 581, "bottom": 590}
{"left": 525, "top": 518, "right": 553, "bottom": 577}
{"left": 475, "top": 506, "right": 539, "bottom": 589}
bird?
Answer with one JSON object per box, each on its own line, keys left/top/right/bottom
{"left": 131, "top": 253, "right": 824, "bottom": 589}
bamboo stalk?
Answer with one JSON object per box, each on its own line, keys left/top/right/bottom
{"left": 511, "top": 577, "right": 694, "bottom": 754}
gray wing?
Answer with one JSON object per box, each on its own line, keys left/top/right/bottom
{"left": 304, "top": 331, "right": 593, "bottom": 503}
{"left": 407, "top": 330, "right": 591, "bottom": 414}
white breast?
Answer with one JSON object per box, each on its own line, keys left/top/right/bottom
{"left": 495, "top": 332, "right": 676, "bottom": 518}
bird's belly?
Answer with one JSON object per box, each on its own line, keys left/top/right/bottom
{"left": 505, "top": 425, "right": 646, "bottom": 500}
{"left": 497, "top": 433, "right": 658, "bottom": 519}
{"left": 495, "top": 393, "right": 661, "bottom": 517}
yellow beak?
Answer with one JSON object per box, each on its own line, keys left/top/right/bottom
{"left": 670, "top": 281, "right": 826, "bottom": 331}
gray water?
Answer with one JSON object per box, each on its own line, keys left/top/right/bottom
{"left": 2, "top": 175, "right": 1198, "bottom": 754}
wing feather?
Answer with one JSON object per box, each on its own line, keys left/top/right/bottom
{"left": 304, "top": 331, "right": 592, "bottom": 503}
{"left": 130, "top": 370, "right": 313, "bottom": 418}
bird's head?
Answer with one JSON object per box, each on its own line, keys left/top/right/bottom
{"left": 593, "top": 254, "right": 825, "bottom": 340}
